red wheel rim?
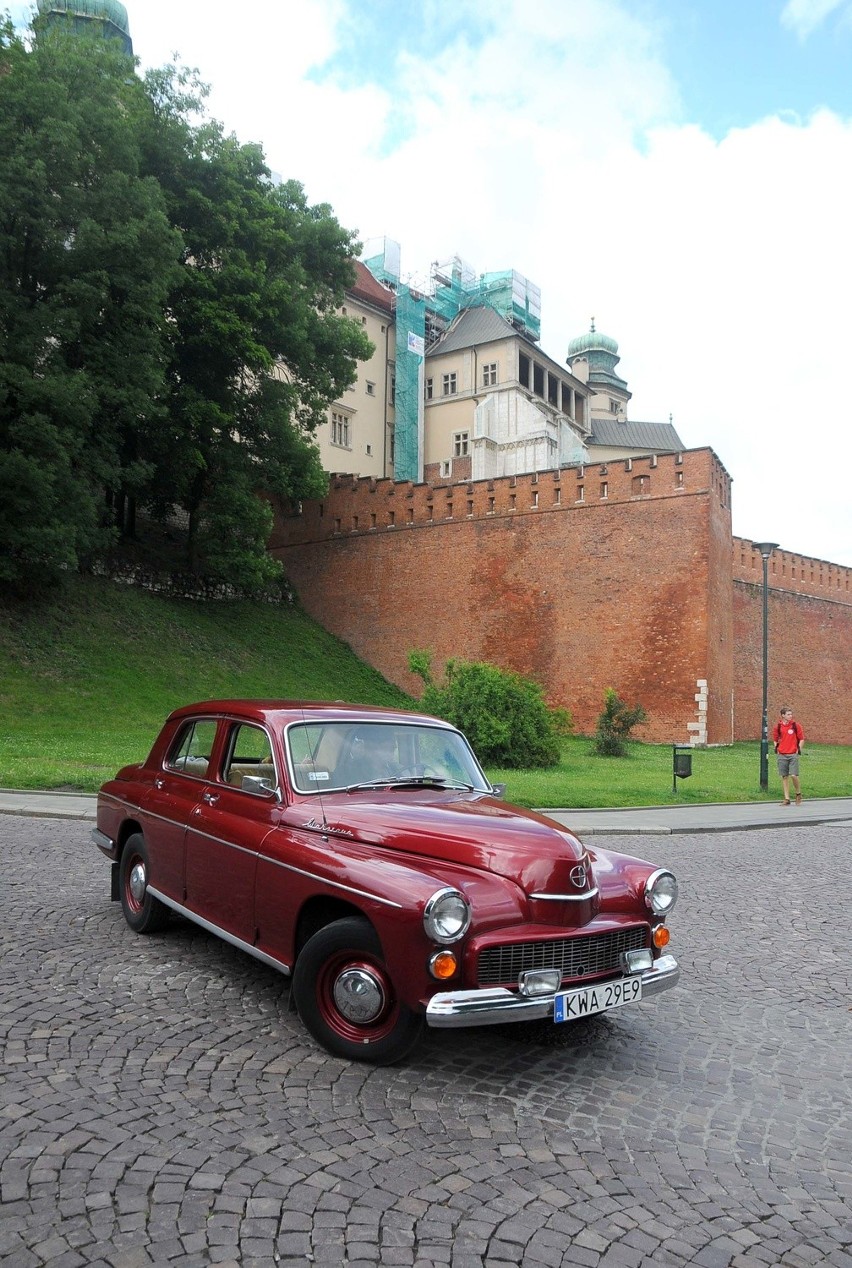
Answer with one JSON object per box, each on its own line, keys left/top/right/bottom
{"left": 124, "top": 852, "right": 146, "bottom": 914}
{"left": 315, "top": 952, "right": 400, "bottom": 1044}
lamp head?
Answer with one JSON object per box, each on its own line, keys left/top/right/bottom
{"left": 752, "top": 541, "right": 779, "bottom": 560}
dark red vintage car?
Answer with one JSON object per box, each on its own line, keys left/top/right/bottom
{"left": 94, "top": 700, "right": 679, "bottom": 1063}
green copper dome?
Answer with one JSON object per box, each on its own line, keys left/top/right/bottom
{"left": 36, "top": 0, "right": 133, "bottom": 52}
{"left": 38, "top": 0, "right": 130, "bottom": 30}
{"left": 566, "top": 319, "right": 630, "bottom": 397}
{"left": 567, "top": 320, "right": 619, "bottom": 359}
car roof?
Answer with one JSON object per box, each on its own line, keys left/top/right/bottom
{"left": 167, "top": 700, "right": 456, "bottom": 730}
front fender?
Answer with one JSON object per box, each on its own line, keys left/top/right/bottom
{"left": 254, "top": 827, "right": 528, "bottom": 1010}
{"left": 589, "top": 846, "right": 672, "bottom": 917}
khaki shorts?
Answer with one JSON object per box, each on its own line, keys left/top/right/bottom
{"left": 777, "top": 753, "right": 800, "bottom": 777}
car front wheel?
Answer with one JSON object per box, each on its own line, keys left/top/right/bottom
{"left": 293, "top": 917, "right": 424, "bottom": 1064}
{"left": 119, "top": 833, "right": 169, "bottom": 934}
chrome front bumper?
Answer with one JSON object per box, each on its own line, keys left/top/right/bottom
{"left": 425, "top": 953, "right": 680, "bottom": 1029}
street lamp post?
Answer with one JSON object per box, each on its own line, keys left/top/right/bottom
{"left": 753, "top": 541, "right": 779, "bottom": 791}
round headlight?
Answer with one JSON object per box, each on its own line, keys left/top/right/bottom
{"left": 423, "top": 887, "right": 471, "bottom": 944}
{"left": 645, "top": 869, "right": 678, "bottom": 915}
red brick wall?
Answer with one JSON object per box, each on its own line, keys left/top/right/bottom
{"left": 732, "top": 540, "right": 852, "bottom": 744}
{"left": 270, "top": 449, "right": 735, "bottom": 744}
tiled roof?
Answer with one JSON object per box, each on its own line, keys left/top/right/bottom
{"left": 428, "top": 305, "right": 532, "bottom": 356}
{"left": 349, "top": 261, "right": 395, "bottom": 315}
{"left": 587, "top": 419, "right": 685, "bottom": 452}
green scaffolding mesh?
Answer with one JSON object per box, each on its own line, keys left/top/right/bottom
{"left": 361, "top": 246, "right": 542, "bottom": 481}
{"left": 427, "top": 264, "right": 541, "bottom": 341}
{"left": 394, "top": 285, "right": 426, "bottom": 483}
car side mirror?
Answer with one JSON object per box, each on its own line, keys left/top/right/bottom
{"left": 491, "top": 782, "right": 506, "bottom": 799}
{"left": 241, "top": 776, "right": 279, "bottom": 800}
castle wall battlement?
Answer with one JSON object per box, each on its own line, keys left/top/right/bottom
{"left": 732, "top": 537, "right": 851, "bottom": 605}
{"left": 269, "top": 448, "right": 731, "bottom": 549}
{"left": 267, "top": 447, "right": 849, "bottom": 745}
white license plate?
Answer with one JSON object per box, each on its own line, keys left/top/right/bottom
{"left": 553, "top": 975, "right": 642, "bottom": 1023}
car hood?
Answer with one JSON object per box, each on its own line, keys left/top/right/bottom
{"left": 294, "top": 791, "right": 588, "bottom": 897}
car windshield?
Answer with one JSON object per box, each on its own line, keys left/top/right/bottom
{"left": 285, "top": 720, "right": 492, "bottom": 795}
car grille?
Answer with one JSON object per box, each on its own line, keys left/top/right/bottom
{"left": 477, "top": 926, "right": 648, "bottom": 986}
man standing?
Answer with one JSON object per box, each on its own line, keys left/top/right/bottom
{"left": 773, "top": 707, "right": 805, "bottom": 805}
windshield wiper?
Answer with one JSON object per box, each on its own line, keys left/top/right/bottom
{"left": 345, "top": 776, "right": 475, "bottom": 793}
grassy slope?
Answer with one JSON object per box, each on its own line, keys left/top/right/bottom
{"left": 1, "top": 576, "right": 848, "bottom": 805}
{"left": 0, "top": 577, "right": 411, "bottom": 792}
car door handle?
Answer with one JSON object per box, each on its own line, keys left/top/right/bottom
{"left": 154, "top": 778, "right": 164, "bottom": 790}
{"left": 201, "top": 791, "right": 219, "bottom": 805}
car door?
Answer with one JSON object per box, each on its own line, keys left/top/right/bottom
{"left": 183, "top": 720, "right": 280, "bottom": 946}
{"left": 140, "top": 716, "right": 220, "bottom": 902}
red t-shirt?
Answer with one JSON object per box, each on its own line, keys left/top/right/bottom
{"left": 773, "top": 718, "right": 803, "bottom": 754}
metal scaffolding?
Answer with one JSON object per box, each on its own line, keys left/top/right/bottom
{"left": 361, "top": 241, "right": 542, "bottom": 483}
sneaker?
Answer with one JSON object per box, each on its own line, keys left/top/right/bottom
{"left": 780, "top": 799, "right": 790, "bottom": 805}
{"left": 795, "top": 793, "right": 802, "bottom": 804}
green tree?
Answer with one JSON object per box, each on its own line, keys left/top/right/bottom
{"left": 592, "top": 688, "right": 648, "bottom": 756}
{"left": 0, "top": 20, "right": 179, "bottom": 589}
{"left": 409, "top": 651, "right": 564, "bottom": 768}
{"left": 1, "top": 28, "right": 372, "bottom": 594}
{"left": 138, "top": 65, "right": 374, "bottom": 581}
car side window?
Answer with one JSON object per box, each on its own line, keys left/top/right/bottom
{"left": 223, "top": 723, "right": 276, "bottom": 794}
{"left": 166, "top": 720, "right": 218, "bottom": 778}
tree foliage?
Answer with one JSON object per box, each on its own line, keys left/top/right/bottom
{"left": 0, "top": 26, "right": 372, "bottom": 592}
{"left": 592, "top": 688, "right": 648, "bottom": 757}
{"left": 0, "top": 19, "right": 178, "bottom": 588}
{"left": 409, "top": 651, "right": 564, "bottom": 768}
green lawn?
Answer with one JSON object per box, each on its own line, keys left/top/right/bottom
{"left": 486, "top": 735, "right": 851, "bottom": 808}
{"left": 1, "top": 575, "right": 849, "bottom": 805}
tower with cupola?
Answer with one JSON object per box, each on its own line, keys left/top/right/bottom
{"left": 566, "top": 320, "right": 632, "bottom": 421}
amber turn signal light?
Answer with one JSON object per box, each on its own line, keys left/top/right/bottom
{"left": 429, "top": 950, "right": 458, "bottom": 979}
{"left": 652, "top": 924, "right": 670, "bottom": 949}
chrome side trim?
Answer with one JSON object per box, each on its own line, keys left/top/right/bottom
{"left": 186, "top": 826, "right": 259, "bottom": 860}
{"left": 528, "top": 888, "right": 600, "bottom": 902}
{"left": 263, "top": 856, "right": 403, "bottom": 909}
{"left": 146, "top": 887, "right": 292, "bottom": 977}
{"left": 426, "top": 954, "right": 680, "bottom": 1029}
{"left": 104, "top": 796, "right": 403, "bottom": 910}
{"left": 99, "top": 792, "right": 139, "bottom": 811}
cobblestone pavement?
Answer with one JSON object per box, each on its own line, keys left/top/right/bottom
{"left": 1, "top": 817, "right": 850, "bottom": 1268}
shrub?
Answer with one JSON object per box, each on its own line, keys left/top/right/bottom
{"left": 593, "top": 688, "right": 648, "bottom": 757}
{"left": 408, "top": 651, "right": 564, "bottom": 768}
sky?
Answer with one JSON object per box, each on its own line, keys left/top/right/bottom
{"left": 11, "top": 0, "right": 852, "bottom": 565}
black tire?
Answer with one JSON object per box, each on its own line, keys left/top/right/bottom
{"left": 119, "top": 833, "right": 169, "bottom": 934}
{"left": 292, "top": 917, "right": 424, "bottom": 1064}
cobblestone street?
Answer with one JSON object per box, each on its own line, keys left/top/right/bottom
{"left": 1, "top": 816, "right": 850, "bottom": 1267}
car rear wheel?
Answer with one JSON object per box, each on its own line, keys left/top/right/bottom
{"left": 119, "top": 833, "right": 169, "bottom": 934}
{"left": 293, "top": 917, "right": 424, "bottom": 1064}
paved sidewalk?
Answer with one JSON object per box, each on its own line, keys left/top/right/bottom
{"left": 1, "top": 786, "right": 850, "bottom": 833}
{"left": 547, "top": 795, "right": 852, "bottom": 834}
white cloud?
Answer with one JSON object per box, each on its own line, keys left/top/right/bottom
{"left": 19, "top": 0, "right": 852, "bottom": 562}
{"left": 780, "top": 0, "right": 849, "bottom": 38}
{"left": 140, "top": 0, "right": 852, "bottom": 561}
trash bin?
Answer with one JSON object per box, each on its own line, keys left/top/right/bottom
{"left": 672, "top": 745, "right": 693, "bottom": 793}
